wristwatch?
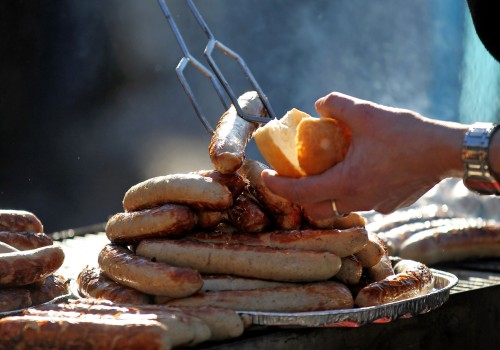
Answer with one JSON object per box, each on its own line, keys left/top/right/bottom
{"left": 462, "top": 122, "right": 500, "bottom": 195}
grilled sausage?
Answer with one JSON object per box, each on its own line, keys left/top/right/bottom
{"left": 366, "top": 252, "right": 395, "bottom": 282}
{"left": 136, "top": 239, "right": 341, "bottom": 282}
{"left": 105, "top": 204, "right": 197, "bottom": 244}
{"left": 0, "top": 288, "right": 32, "bottom": 312}
{"left": 0, "top": 315, "right": 172, "bottom": 350}
{"left": 166, "top": 281, "right": 354, "bottom": 312}
{"left": 122, "top": 173, "right": 233, "bottom": 212}
{"left": 354, "top": 232, "right": 386, "bottom": 268}
{"left": 33, "top": 299, "right": 217, "bottom": 347}
{"left": 77, "top": 265, "right": 152, "bottom": 304}
{"left": 188, "top": 226, "right": 368, "bottom": 258}
{"left": 0, "top": 241, "right": 18, "bottom": 254}
{"left": 334, "top": 255, "right": 363, "bottom": 285}
{"left": 0, "top": 231, "right": 52, "bottom": 251}
{"left": 227, "top": 193, "right": 270, "bottom": 233}
{"left": 98, "top": 244, "right": 202, "bottom": 298}
{"left": 193, "top": 170, "right": 247, "bottom": 198}
{"left": 0, "top": 209, "right": 43, "bottom": 233}
{"left": 27, "top": 273, "right": 70, "bottom": 305}
{"left": 198, "top": 274, "right": 294, "bottom": 292}
{"left": 209, "top": 91, "right": 267, "bottom": 174}
{"left": 398, "top": 221, "right": 500, "bottom": 265}
{"left": 354, "top": 259, "right": 434, "bottom": 307}
{"left": 0, "top": 245, "right": 65, "bottom": 287}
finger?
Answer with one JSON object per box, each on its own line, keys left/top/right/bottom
{"left": 261, "top": 169, "right": 340, "bottom": 205}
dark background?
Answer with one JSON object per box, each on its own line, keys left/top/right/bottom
{"left": 0, "top": 0, "right": 496, "bottom": 232}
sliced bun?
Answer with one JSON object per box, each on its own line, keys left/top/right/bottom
{"left": 253, "top": 108, "right": 351, "bottom": 177}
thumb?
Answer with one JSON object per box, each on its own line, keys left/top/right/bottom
{"left": 315, "top": 92, "right": 368, "bottom": 130}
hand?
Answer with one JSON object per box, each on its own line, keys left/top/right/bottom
{"left": 261, "top": 92, "right": 467, "bottom": 219}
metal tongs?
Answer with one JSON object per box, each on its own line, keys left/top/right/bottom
{"left": 157, "top": 0, "right": 275, "bottom": 134}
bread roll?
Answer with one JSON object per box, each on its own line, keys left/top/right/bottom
{"left": 253, "top": 108, "right": 351, "bottom": 177}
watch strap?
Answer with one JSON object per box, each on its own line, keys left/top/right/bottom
{"left": 462, "top": 122, "right": 500, "bottom": 195}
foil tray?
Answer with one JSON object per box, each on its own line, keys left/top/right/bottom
{"left": 238, "top": 269, "right": 457, "bottom": 328}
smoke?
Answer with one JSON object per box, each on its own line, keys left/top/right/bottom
{"left": 0, "top": 0, "right": 482, "bottom": 231}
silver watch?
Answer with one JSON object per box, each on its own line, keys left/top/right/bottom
{"left": 462, "top": 122, "right": 500, "bottom": 195}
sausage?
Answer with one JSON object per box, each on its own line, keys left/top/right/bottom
{"left": 334, "top": 255, "right": 363, "bottom": 285}
{"left": 0, "top": 288, "right": 32, "bottom": 312}
{"left": 188, "top": 226, "right": 368, "bottom": 258}
{"left": 366, "top": 252, "right": 395, "bottom": 282}
{"left": 33, "top": 299, "right": 216, "bottom": 346}
{"left": 354, "top": 232, "right": 386, "bottom": 268}
{"left": 166, "top": 281, "right": 354, "bottom": 312}
{"left": 77, "top": 265, "right": 152, "bottom": 304}
{"left": 0, "top": 209, "right": 44, "bottom": 233}
{"left": 209, "top": 91, "right": 267, "bottom": 174}
{"left": 227, "top": 193, "right": 270, "bottom": 233}
{"left": 0, "top": 315, "right": 172, "bottom": 350}
{"left": 105, "top": 204, "right": 197, "bottom": 244}
{"left": 122, "top": 173, "right": 233, "bottom": 212}
{"left": 198, "top": 274, "right": 294, "bottom": 292}
{"left": 378, "top": 217, "right": 475, "bottom": 256}
{"left": 354, "top": 259, "right": 434, "bottom": 307}
{"left": 196, "top": 210, "right": 228, "bottom": 230}
{"left": 237, "top": 159, "right": 298, "bottom": 215}
{"left": 27, "top": 273, "right": 70, "bottom": 305}
{"left": 398, "top": 221, "right": 500, "bottom": 265}
{"left": 0, "top": 245, "right": 65, "bottom": 287}
{"left": 193, "top": 170, "right": 247, "bottom": 198}
{"left": 98, "top": 244, "right": 202, "bottom": 298}
{"left": 0, "top": 231, "right": 53, "bottom": 251}
{"left": 24, "top": 306, "right": 211, "bottom": 347}
{"left": 0, "top": 241, "right": 18, "bottom": 254}
{"left": 136, "top": 239, "right": 341, "bottom": 282}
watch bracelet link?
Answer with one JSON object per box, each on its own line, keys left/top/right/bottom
{"left": 462, "top": 122, "right": 500, "bottom": 195}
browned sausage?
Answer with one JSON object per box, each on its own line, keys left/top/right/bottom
{"left": 77, "top": 265, "right": 152, "bottom": 304}
{"left": 166, "top": 281, "right": 354, "bottom": 312}
{"left": 122, "top": 173, "right": 233, "bottom": 212}
{"left": 193, "top": 170, "right": 247, "bottom": 198}
{"left": 354, "top": 231, "right": 386, "bottom": 268}
{"left": 27, "top": 273, "right": 70, "bottom": 305}
{"left": 227, "top": 193, "right": 270, "bottom": 233}
{"left": 0, "top": 209, "right": 43, "bottom": 233}
{"left": 237, "top": 159, "right": 298, "bottom": 215}
{"left": 105, "top": 204, "right": 197, "bottom": 244}
{"left": 398, "top": 221, "right": 500, "bottom": 265}
{"left": 354, "top": 259, "right": 434, "bottom": 307}
{"left": 188, "top": 226, "right": 368, "bottom": 258}
{"left": 0, "top": 288, "right": 32, "bottom": 312}
{"left": 0, "top": 315, "right": 172, "bottom": 350}
{"left": 196, "top": 210, "right": 228, "bottom": 230}
{"left": 0, "top": 231, "right": 53, "bottom": 251}
{"left": 209, "top": 91, "right": 267, "bottom": 174}
{"left": 198, "top": 274, "right": 294, "bottom": 292}
{"left": 136, "top": 239, "right": 341, "bottom": 282}
{"left": 0, "top": 245, "right": 65, "bottom": 287}
{"left": 334, "top": 255, "right": 363, "bottom": 285}
{"left": 366, "top": 252, "right": 395, "bottom": 282}
{"left": 98, "top": 244, "right": 202, "bottom": 298}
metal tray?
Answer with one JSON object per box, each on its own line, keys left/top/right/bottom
{"left": 238, "top": 269, "right": 457, "bottom": 328}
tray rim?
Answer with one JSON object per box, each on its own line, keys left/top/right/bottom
{"left": 237, "top": 268, "right": 458, "bottom": 328}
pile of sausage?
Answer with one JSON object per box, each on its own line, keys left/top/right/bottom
{"left": 0, "top": 210, "right": 69, "bottom": 313}
{"left": 74, "top": 158, "right": 434, "bottom": 313}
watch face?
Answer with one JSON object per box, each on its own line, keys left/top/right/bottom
{"left": 464, "top": 176, "right": 500, "bottom": 195}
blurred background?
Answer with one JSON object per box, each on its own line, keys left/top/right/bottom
{"left": 1, "top": 0, "right": 499, "bottom": 232}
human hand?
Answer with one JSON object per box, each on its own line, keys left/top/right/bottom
{"left": 261, "top": 92, "right": 467, "bottom": 219}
